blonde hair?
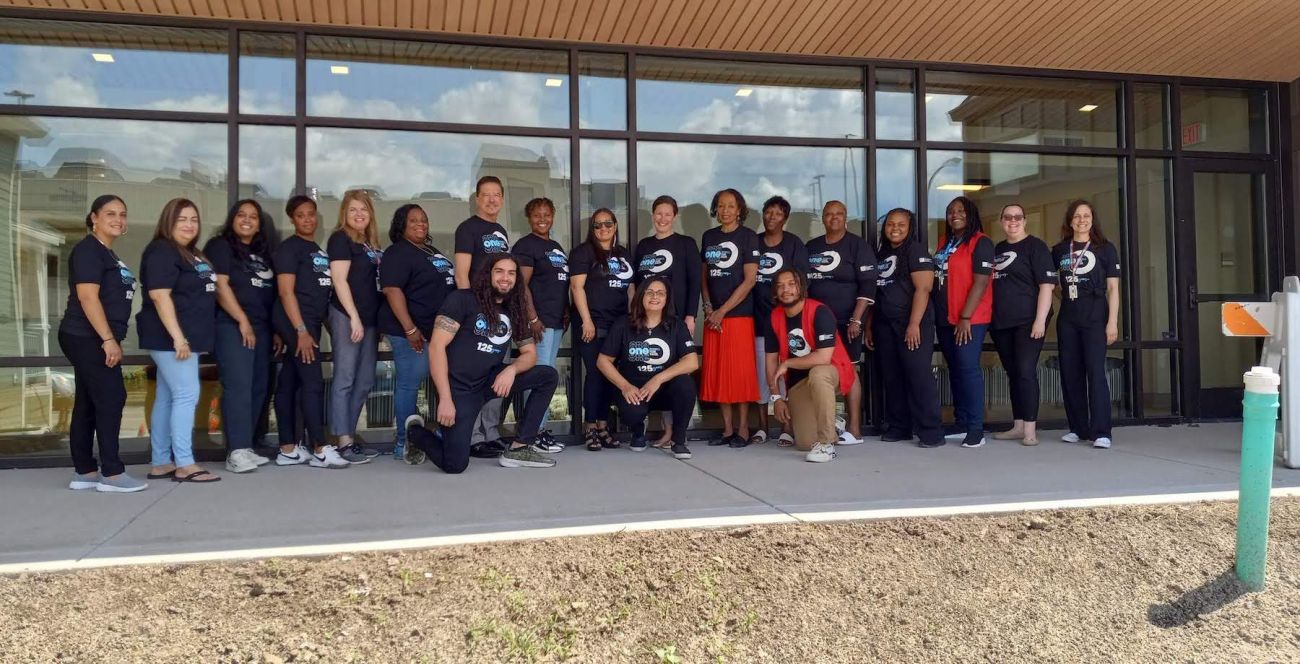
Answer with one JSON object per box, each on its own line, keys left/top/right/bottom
{"left": 335, "top": 190, "right": 381, "bottom": 247}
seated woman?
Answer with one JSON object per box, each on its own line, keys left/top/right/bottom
{"left": 597, "top": 276, "right": 699, "bottom": 460}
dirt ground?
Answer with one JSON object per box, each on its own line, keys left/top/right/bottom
{"left": 3, "top": 499, "right": 1300, "bottom": 663}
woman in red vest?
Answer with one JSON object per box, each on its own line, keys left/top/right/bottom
{"left": 933, "top": 197, "right": 995, "bottom": 448}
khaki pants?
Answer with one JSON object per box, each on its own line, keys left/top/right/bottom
{"left": 788, "top": 365, "right": 840, "bottom": 451}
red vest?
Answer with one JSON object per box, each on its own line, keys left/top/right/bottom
{"left": 938, "top": 231, "right": 994, "bottom": 326}
{"left": 770, "top": 298, "right": 854, "bottom": 396}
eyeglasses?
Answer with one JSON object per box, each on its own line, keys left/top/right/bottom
{"left": 591, "top": 220, "right": 616, "bottom": 229}
{"left": 644, "top": 290, "right": 668, "bottom": 299}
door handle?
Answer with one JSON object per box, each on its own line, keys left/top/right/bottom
{"left": 1188, "top": 285, "right": 1198, "bottom": 310}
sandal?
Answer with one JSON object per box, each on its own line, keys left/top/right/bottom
{"left": 777, "top": 433, "right": 795, "bottom": 447}
{"left": 173, "top": 469, "right": 221, "bottom": 483}
{"left": 584, "top": 429, "right": 602, "bottom": 451}
{"left": 597, "top": 429, "right": 620, "bottom": 449}
{"left": 652, "top": 439, "right": 673, "bottom": 450}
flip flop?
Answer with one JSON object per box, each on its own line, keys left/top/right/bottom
{"left": 147, "top": 469, "right": 176, "bottom": 479}
{"left": 172, "top": 469, "right": 221, "bottom": 483}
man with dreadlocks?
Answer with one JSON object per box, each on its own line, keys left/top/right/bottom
{"left": 404, "top": 254, "right": 559, "bottom": 472}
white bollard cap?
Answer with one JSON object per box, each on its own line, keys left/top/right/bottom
{"left": 1243, "top": 366, "right": 1281, "bottom": 394}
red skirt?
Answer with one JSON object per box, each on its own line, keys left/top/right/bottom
{"left": 701, "top": 317, "right": 759, "bottom": 403}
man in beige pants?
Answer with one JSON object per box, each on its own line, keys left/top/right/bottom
{"left": 763, "top": 268, "right": 857, "bottom": 463}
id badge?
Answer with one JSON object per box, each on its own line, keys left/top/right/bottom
{"left": 1068, "top": 284, "right": 1078, "bottom": 300}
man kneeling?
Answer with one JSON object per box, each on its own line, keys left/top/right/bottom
{"left": 765, "top": 268, "right": 856, "bottom": 463}
{"left": 405, "top": 254, "right": 558, "bottom": 472}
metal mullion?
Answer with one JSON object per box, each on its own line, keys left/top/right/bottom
{"left": 300, "top": 115, "right": 574, "bottom": 138}
{"left": 923, "top": 141, "right": 1126, "bottom": 157}
{"left": 575, "top": 128, "right": 633, "bottom": 140}
{"left": 232, "top": 114, "right": 299, "bottom": 126}
{"left": 1122, "top": 80, "right": 1143, "bottom": 418}
{"left": 568, "top": 46, "right": 581, "bottom": 437}
{"left": 864, "top": 63, "right": 875, "bottom": 144}
{"left": 915, "top": 65, "right": 928, "bottom": 246}
{"left": 634, "top": 132, "right": 867, "bottom": 148}
{"left": 227, "top": 27, "right": 239, "bottom": 209}
{"left": 295, "top": 30, "right": 306, "bottom": 195}
{"left": 0, "top": 105, "right": 226, "bottom": 123}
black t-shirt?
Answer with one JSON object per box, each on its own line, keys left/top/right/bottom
{"left": 701, "top": 225, "right": 761, "bottom": 318}
{"left": 512, "top": 233, "right": 569, "bottom": 329}
{"left": 1052, "top": 240, "right": 1121, "bottom": 323}
{"left": 762, "top": 305, "right": 838, "bottom": 390}
{"left": 570, "top": 242, "right": 632, "bottom": 330}
{"left": 61, "top": 235, "right": 137, "bottom": 340}
{"left": 634, "top": 233, "right": 703, "bottom": 320}
{"left": 438, "top": 289, "right": 527, "bottom": 393}
{"left": 204, "top": 237, "right": 275, "bottom": 328}
{"left": 454, "top": 216, "right": 509, "bottom": 281}
{"left": 932, "top": 235, "right": 995, "bottom": 327}
{"left": 600, "top": 316, "right": 698, "bottom": 387}
{"left": 874, "top": 241, "right": 935, "bottom": 322}
{"left": 805, "top": 232, "right": 877, "bottom": 324}
{"left": 754, "top": 232, "right": 809, "bottom": 337}
{"left": 378, "top": 240, "right": 457, "bottom": 338}
{"left": 992, "top": 236, "right": 1057, "bottom": 329}
{"left": 136, "top": 239, "right": 218, "bottom": 353}
{"left": 272, "top": 235, "right": 333, "bottom": 329}
{"left": 327, "top": 230, "right": 382, "bottom": 325}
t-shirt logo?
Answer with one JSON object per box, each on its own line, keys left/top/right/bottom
{"left": 311, "top": 251, "right": 330, "bottom": 274}
{"left": 118, "top": 260, "right": 137, "bottom": 299}
{"left": 195, "top": 259, "right": 217, "bottom": 292}
{"left": 1060, "top": 250, "right": 1097, "bottom": 276}
{"left": 639, "top": 249, "right": 673, "bottom": 274}
{"left": 482, "top": 231, "right": 508, "bottom": 254}
{"left": 472, "top": 312, "right": 512, "bottom": 348}
{"left": 546, "top": 249, "right": 569, "bottom": 272}
{"left": 758, "top": 251, "right": 784, "bottom": 277}
{"left": 704, "top": 241, "right": 738, "bottom": 269}
{"left": 787, "top": 328, "right": 810, "bottom": 357}
{"left": 994, "top": 251, "right": 1017, "bottom": 272}
{"left": 607, "top": 257, "right": 634, "bottom": 281}
{"left": 429, "top": 253, "right": 454, "bottom": 274}
{"left": 366, "top": 246, "right": 382, "bottom": 265}
{"left": 628, "top": 337, "right": 671, "bottom": 369}
{"left": 877, "top": 255, "right": 898, "bottom": 279}
{"left": 809, "top": 250, "right": 841, "bottom": 273}
{"left": 249, "top": 255, "right": 274, "bottom": 288}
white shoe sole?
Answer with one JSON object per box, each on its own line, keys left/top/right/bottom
{"left": 226, "top": 462, "right": 258, "bottom": 473}
{"left": 498, "top": 456, "right": 555, "bottom": 468}
{"left": 836, "top": 436, "right": 863, "bottom": 446}
{"left": 276, "top": 454, "right": 310, "bottom": 466}
{"left": 68, "top": 480, "right": 99, "bottom": 490}
{"left": 309, "top": 458, "right": 350, "bottom": 468}
{"left": 961, "top": 439, "right": 987, "bottom": 448}
{"left": 1092, "top": 440, "right": 1112, "bottom": 449}
{"left": 252, "top": 455, "right": 271, "bottom": 466}
{"left": 673, "top": 452, "right": 693, "bottom": 460}
{"left": 805, "top": 455, "right": 834, "bottom": 463}
{"left": 96, "top": 482, "right": 147, "bottom": 493}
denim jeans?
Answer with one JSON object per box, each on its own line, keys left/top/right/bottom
{"left": 388, "top": 333, "right": 430, "bottom": 445}
{"left": 936, "top": 323, "right": 988, "bottom": 434}
{"left": 148, "top": 350, "right": 200, "bottom": 467}
{"left": 327, "top": 306, "right": 378, "bottom": 437}
{"left": 214, "top": 320, "right": 271, "bottom": 451}
{"left": 528, "top": 327, "right": 563, "bottom": 431}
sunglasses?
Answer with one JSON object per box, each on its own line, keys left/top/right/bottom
{"left": 591, "top": 220, "right": 616, "bottom": 229}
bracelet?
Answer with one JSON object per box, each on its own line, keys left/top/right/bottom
{"left": 529, "top": 318, "right": 539, "bottom": 325}
{"left": 294, "top": 323, "right": 307, "bottom": 333}
{"left": 404, "top": 327, "right": 418, "bottom": 336}
{"left": 848, "top": 318, "right": 860, "bottom": 325}
{"left": 960, "top": 316, "right": 972, "bottom": 321}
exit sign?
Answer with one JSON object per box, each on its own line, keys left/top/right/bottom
{"left": 1182, "top": 122, "right": 1206, "bottom": 147}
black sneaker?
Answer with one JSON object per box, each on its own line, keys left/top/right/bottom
{"left": 708, "top": 433, "right": 731, "bottom": 446}
{"left": 728, "top": 434, "right": 751, "bottom": 448}
{"left": 880, "top": 431, "right": 913, "bottom": 442}
{"left": 630, "top": 435, "right": 648, "bottom": 452}
{"left": 529, "top": 430, "right": 564, "bottom": 454}
{"left": 918, "top": 439, "right": 946, "bottom": 448}
{"left": 960, "top": 431, "right": 986, "bottom": 448}
{"left": 671, "top": 443, "right": 693, "bottom": 459}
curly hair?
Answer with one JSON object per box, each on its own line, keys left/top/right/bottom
{"left": 471, "top": 253, "right": 531, "bottom": 342}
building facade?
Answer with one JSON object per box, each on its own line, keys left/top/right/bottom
{"left": 0, "top": 4, "right": 1295, "bottom": 465}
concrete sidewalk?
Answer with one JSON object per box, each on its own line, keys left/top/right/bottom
{"left": 3, "top": 422, "right": 1299, "bottom": 570}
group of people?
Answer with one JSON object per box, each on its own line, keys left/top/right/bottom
{"left": 61, "top": 175, "right": 1121, "bottom": 493}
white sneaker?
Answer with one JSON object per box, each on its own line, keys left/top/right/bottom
{"left": 276, "top": 444, "right": 312, "bottom": 465}
{"left": 1061, "top": 432, "right": 1081, "bottom": 443}
{"left": 252, "top": 453, "right": 270, "bottom": 466}
{"left": 225, "top": 449, "right": 261, "bottom": 474}
{"left": 309, "top": 445, "right": 351, "bottom": 469}
{"left": 836, "top": 431, "right": 863, "bottom": 446}
{"left": 1092, "top": 437, "right": 1112, "bottom": 449}
{"left": 805, "top": 442, "right": 836, "bottom": 463}
{"left": 834, "top": 416, "right": 847, "bottom": 434}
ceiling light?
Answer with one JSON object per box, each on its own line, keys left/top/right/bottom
{"left": 330, "top": 65, "right": 350, "bottom": 75}
{"left": 91, "top": 53, "right": 114, "bottom": 63}
{"left": 936, "top": 184, "right": 986, "bottom": 192}
{"left": 1079, "top": 104, "right": 1099, "bottom": 112}
{"left": 545, "top": 78, "right": 564, "bottom": 87}
{"left": 735, "top": 88, "right": 753, "bottom": 97}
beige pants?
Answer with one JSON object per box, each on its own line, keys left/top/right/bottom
{"left": 788, "top": 365, "right": 840, "bottom": 451}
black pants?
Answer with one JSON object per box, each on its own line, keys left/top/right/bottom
{"left": 573, "top": 326, "right": 613, "bottom": 423}
{"left": 410, "top": 364, "right": 558, "bottom": 474}
{"left": 615, "top": 375, "right": 696, "bottom": 444}
{"left": 273, "top": 322, "right": 326, "bottom": 447}
{"left": 59, "top": 331, "right": 127, "bottom": 476}
{"left": 991, "top": 323, "right": 1046, "bottom": 422}
{"left": 873, "top": 316, "right": 942, "bottom": 444}
{"left": 1056, "top": 316, "right": 1111, "bottom": 439}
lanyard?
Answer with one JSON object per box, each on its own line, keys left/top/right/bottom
{"left": 1069, "top": 240, "right": 1091, "bottom": 276}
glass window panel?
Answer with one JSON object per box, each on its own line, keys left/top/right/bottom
{"left": 635, "top": 57, "right": 863, "bottom": 138}
{"left": 579, "top": 52, "right": 626, "bottom": 130}
{"left": 1179, "top": 86, "right": 1269, "bottom": 153}
{"left": 305, "top": 127, "right": 571, "bottom": 253}
{"left": 580, "top": 139, "right": 629, "bottom": 237}
{"left": 1, "top": 116, "right": 227, "bottom": 357}
{"left": 1193, "top": 171, "right": 1265, "bottom": 294}
{"left": 874, "top": 149, "right": 916, "bottom": 233}
{"left": 306, "top": 36, "right": 569, "bottom": 127}
{"left": 240, "top": 32, "right": 295, "bottom": 115}
{"left": 238, "top": 125, "right": 296, "bottom": 240}
{"left": 925, "top": 71, "right": 1120, "bottom": 148}
{"left": 874, "top": 69, "right": 915, "bottom": 140}
{"left": 1133, "top": 83, "right": 1168, "bottom": 150}
{"left": 636, "top": 142, "right": 865, "bottom": 241}
{"left": 1141, "top": 349, "right": 1178, "bottom": 417}
{"left": 0, "top": 19, "right": 227, "bottom": 112}
{"left": 1135, "top": 159, "right": 1174, "bottom": 341}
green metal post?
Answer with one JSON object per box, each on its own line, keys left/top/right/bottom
{"left": 1236, "top": 366, "right": 1280, "bottom": 591}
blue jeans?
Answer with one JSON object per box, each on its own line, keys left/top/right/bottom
{"left": 328, "top": 306, "right": 378, "bottom": 437}
{"left": 149, "top": 350, "right": 200, "bottom": 467}
{"left": 937, "top": 323, "right": 988, "bottom": 434}
{"left": 214, "top": 320, "right": 271, "bottom": 451}
{"left": 388, "top": 334, "right": 430, "bottom": 445}
{"left": 529, "top": 327, "right": 563, "bottom": 431}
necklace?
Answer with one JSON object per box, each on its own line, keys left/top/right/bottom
{"left": 408, "top": 239, "right": 436, "bottom": 256}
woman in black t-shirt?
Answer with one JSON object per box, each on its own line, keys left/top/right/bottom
{"left": 864, "top": 208, "right": 943, "bottom": 447}
{"left": 570, "top": 208, "right": 634, "bottom": 450}
{"left": 137, "top": 198, "right": 220, "bottom": 483}
{"left": 380, "top": 203, "right": 456, "bottom": 459}
{"left": 597, "top": 276, "right": 700, "bottom": 459}
{"left": 205, "top": 199, "right": 277, "bottom": 473}
{"left": 512, "top": 197, "right": 569, "bottom": 449}
{"left": 326, "top": 190, "right": 383, "bottom": 462}
{"left": 989, "top": 204, "right": 1056, "bottom": 446}
{"left": 60, "top": 194, "right": 144, "bottom": 492}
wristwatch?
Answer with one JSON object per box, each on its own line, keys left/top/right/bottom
{"left": 294, "top": 323, "right": 307, "bottom": 333}
{"left": 769, "top": 393, "right": 786, "bottom": 403}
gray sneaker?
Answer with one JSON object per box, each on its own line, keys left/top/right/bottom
{"left": 96, "top": 473, "right": 147, "bottom": 493}
{"left": 337, "top": 444, "right": 373, "bottom": 465}
{"left": 498, "top": 446, "right": 557, "bottom": 468}
{"left": 69, "top": 472, "right": 99, "bottom": 491}
{"left": 345, "top": 442, "right": 380, "bottom": 459}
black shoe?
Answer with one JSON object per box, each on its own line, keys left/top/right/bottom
{"left": 917, "top": 439, "right": 946, "bottom": 448}
{"left": 671, "top": 443, "right": 693, "bottom": 459}
{"left": 727, "top": 434, "right": 751, "bottom": 448}
{"left": 630, "top": 435, "right": 647, "bottom": 452}
{"left": 880, "top": 431, "right": 912, "bottom": 442}
{"left": 960, "top": 431, "right": 986, "bottom": 448}
{"left": 708, "top": 433, "right": 732, "bottom": 446}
